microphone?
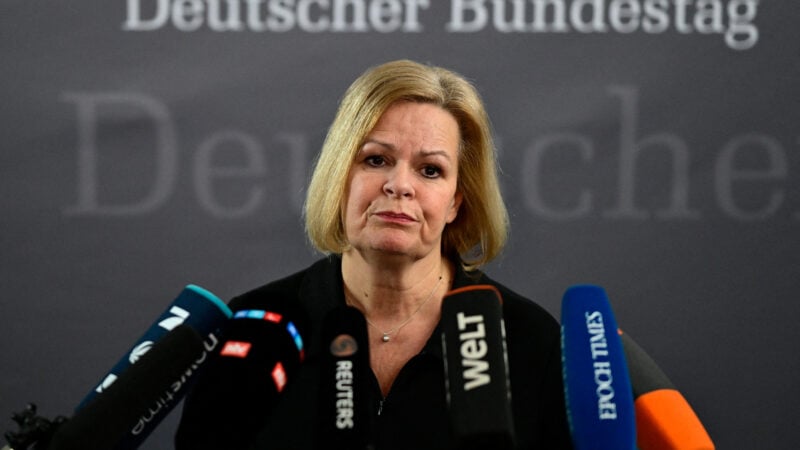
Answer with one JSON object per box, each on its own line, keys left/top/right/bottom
{"left": 618, "top": 330, "right": 715, "bottom": 450}
{"left": 47, "top": 324, "right": 207, "bottom": 450}
{"left": 440, "top": 285, "right": 515, "bottom": 450}
{"left": 174, "top": 300, "right": 309, "bottom": 449}
{"left": 315, "top": 306, "right": 373, "bottom": 450}
{"left": 217, "top": 305, "right": 308, "bottom": 398}
{"left": 73, "top": 284, "right": 232, "bottom": 449}
{"left": 560, "top": 284, "right": 636, "bottom": 450}
{"left": 77, "top": 284, "right": 232, "bottom": 410}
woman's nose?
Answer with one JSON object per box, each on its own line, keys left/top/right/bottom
{"left": 383, "top": 165, "right": 415, "bottom": 198}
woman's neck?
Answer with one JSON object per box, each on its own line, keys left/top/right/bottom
{"left": 341, "top": 250, "right": 453, "bottom": 393}
{"left": 341, "top": 250, "right": 449, "bottom": 319}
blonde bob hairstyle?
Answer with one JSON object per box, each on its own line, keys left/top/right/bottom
{"left": 304, "top": 59, "right": 509, "bottom": 270}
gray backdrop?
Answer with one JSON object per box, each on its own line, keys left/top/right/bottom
{"left": 2, "top": 1, "right": 798, "bottom": 448}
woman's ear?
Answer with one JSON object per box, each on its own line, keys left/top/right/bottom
{"left": 446, "top": 191, "right": 463, "bottom": 224}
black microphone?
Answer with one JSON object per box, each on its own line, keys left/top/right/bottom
{"left": 77, "top": 285, "right": 231, "bottom": 411}
{"left": 175, "top": 302, "right": 310, "bottom": 450}
{"left": 218, "top": 307, "right": 308, "bottom": 396}
{"left": 618, "top": 330, "right": 715, "bottom": 450}
{"left": 440, "top": 285, "right": 515, "bottom": 450}
{"left": 3, "top": 285, "right": 230, "bottom": 450}
{"left": 315, "top": 306, "right": 373, "bottom": 450}
{"left": 47, "top": 324, "right": 206, "bottom": 450}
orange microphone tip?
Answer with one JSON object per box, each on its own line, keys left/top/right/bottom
{"left": 635, "top": 389, "right": 715, "bottom": 450}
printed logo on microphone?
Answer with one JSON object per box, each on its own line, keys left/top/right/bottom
{"left": 457, "top": 312, "right": 491, "bottom": 391}
{"left": 130, "top": 330, "right": 223, "bottom": 438}
{"left": 220, "top": 340, "right": 252, "bottom": 358}
{"left": 330, "top": 334, "right": 358, "bottom": 357}
{"left": 158, "top": 306, "right": 190, "bottom": 331}
{"left": 129, "top": 340, "right": 154, "bottom": 363}
{"left": 585, "top": 311, "right": 618, "bottom": 420}
{"left": 94, "top": 373, "right": 118, "bottom": 393}
{"left": 272, "top": 361, "right": 288, "bottom": 392}
{"left": 329, "top": 333, "right": 357, "bottom": 429}
{"left": 334, "top": 360, "right": 355, "bottom": 429}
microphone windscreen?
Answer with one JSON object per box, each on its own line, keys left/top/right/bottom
{"left": 221, "top": 306, "right": 308, "bottom": 395}
{"left": 440, "top": 285, "right": 514, "bottom": 450}
{"left": 316, "top": 306, "right": 373, "bottom": 450}
{"left": 78, "top": 284, "right": 231, "bottom": 410}
{"left": 48, "top": 324, "right": 205, "bottom": 450}
{"left": 560, "top": 285, "right": 636, "bottom": 450}
{"left": 174, "top": 300, "right": 310, "bottom": 450}
{"left": 619, "top": 331, "right": 715, "bottom": 450}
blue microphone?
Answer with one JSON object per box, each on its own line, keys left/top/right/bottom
{"left": 560, "top": 285, "right": 636, "bottom": 450}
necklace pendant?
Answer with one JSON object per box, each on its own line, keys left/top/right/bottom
{"left": 381, "top": 334, "right": 390, "bottom": 343}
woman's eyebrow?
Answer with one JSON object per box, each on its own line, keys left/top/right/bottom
{"left": 360, "top": 139, "right": 453, "bottom": 161}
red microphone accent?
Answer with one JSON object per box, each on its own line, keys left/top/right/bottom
{"left": 272, "top": 361, "right": 288, "bottom": 392}
{"left": 220, "top": 341, "right": 252, "bottom": 358}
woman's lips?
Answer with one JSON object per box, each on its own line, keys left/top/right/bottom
{"left": 375, "top": 211, "right": 415, "bottom": 223}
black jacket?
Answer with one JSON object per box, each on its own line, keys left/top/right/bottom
{"left": 175, "top": 256, "right": 572, "bottom": 449}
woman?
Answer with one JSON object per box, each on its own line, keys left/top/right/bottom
{"left": 176, "top": 60, "right": 572, "bottom": 449}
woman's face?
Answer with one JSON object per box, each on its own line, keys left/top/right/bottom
{"left": 343, "top": 101, "right": 462, "bottom": 261}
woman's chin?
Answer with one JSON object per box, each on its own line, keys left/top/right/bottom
{"left": 354, "top": 237, "right": 423, "bottom": 259}
{"left": 347, "top": 228, "right": 440, "bottom": 261}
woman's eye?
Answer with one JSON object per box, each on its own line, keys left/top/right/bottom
{"left": 421, "top": 165, "right": 441, "bottom": 178}
{"left": 365, "top": 155, "right": 386, "bottom": 167}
